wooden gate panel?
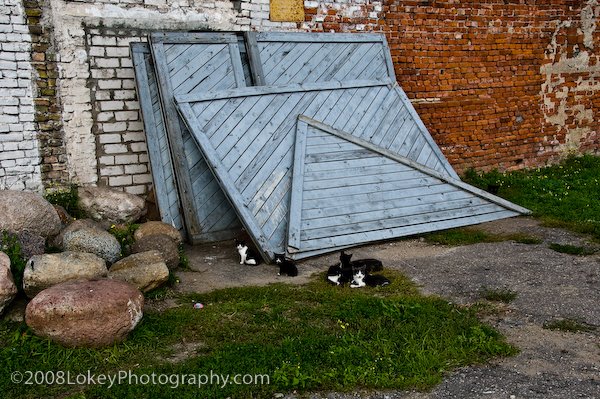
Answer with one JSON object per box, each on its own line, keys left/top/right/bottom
{"left": 253, "top": 32, "right": 395, "bottom": 85}
{"left": 287, "top": 117, "right": 528, "bottom": 255}
{"left": 130, "top": 43, "right": 184, "bottom": 232}
{"left": 150, "top": 32, "right": 246, "bottom": 242}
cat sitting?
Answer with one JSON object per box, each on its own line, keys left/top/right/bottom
{"left": 340, "top": 250, "right": 383, "bottom": 273}
{"left": 235, "top": 239, "right": 261, "bottom": 266}
{"left": 274, "top": 253, "right": 298, "bottom": 277}
{"left": 350, "top": 266, "right": 366, "bottom": 288}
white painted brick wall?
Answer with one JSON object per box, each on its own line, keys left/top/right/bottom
{"left": 4, "top": 0, "right": 377, "bottom": 194}
{"left": 0, "top": 0, "right": 42, "bottom": 192}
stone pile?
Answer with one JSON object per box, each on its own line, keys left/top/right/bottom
{"left": 0, "top": 187, "right": 183, "bottom": 347}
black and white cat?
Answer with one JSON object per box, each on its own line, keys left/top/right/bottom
{"left": 340, "top": 251, "right": 390, "bottom": 288}
{"left": 274, "top": 253, "right": 298, "bottom": 277}
{"left": 326, "top": 263, "right": 344, "bottom": 285}
{"left": 350, "top": 266, "right": 366, "bottom": 288}
{"left": 235, "top": 239, "right": 261, "bottom": 266}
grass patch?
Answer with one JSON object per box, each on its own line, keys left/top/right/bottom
{"left": 108, "top": 223, "right": 139, "bottom": 256}
{"left": 43, "top": 184, "right": 85, "bottom": 219}
{"left": 479, "top": 287, "right": 517, "bottom": 303}
{"left": 424, "top": 228, "right": 541, "bottom": 246}
{"left": 548, "top": 243, "right": 597, "bottom": 256}
{"left": 0, "top": 231, "right": 27, "bottom": 294}
{"left": 502, "top": 233, "right": 542, "bottom": 245}
{"left": 463, "top": 155, "right": 600, "bottom": 241}
{"left": 543, "top": 318, "right": 596, "bottom": 333}
{"left": 0, "top": 272, "right": 517, "bottom": 398}
{"left": 424, "top": 228, "right": 497, "bottom": 246}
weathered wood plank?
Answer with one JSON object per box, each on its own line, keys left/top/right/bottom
{"left": 296, "top": 210, "right": 519, "bottom": 252}
{"left": 301, "top": 196, "right": 491, "bottom": 234}
{"left": 151, "top": 32, "right": 248, "bottom": 243}
{"left": 243, "top": 31, "right": 265, "bottom": 85}
{"left": 305, "top": 149, "right": 378, "bottom": 164}
{"left": 175, "top": 79, "right": 391, "bottom": 103}
{"left": 130, "top": 43, "right": 184, "bottom": 233}
{"left": 150, "top": 31, "right": 238, "bottom": 44}
{"left": 301, "top": 181, "right": 448, "bottom": 211}
{"left": 300, "top": 203, "right": 506, "bottom": 241}
{"left": 303, "top": 188, "right": 474, "bottom": 220}
{"left": 150, "top": 40, "right": 201, "bottom": 238}
{"left": 288, "top": 119, "right": 307, "bottom": 249}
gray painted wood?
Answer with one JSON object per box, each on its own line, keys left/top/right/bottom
{"left": 149, "top": 32, "right": 246, "bottom": 243}
{"left": 176, "top": 81, "right": 527, "bottom": 260}
{"left": 286, "top": 119, "right": 528, "bottom": 256}
{"left": 255, "top": 33, "right": 390, "bottom": 85}
{"left": 130, "top": 42, "right": 185, "bottom": 235}
{"left": 176, "top": 82, "right": 457, "bottom": 179}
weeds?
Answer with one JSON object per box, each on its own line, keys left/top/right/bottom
{"left": 424, "top": 228, "right": 541, "bottom": 246}
{"left": 108, "top": 223, "right": 139, "bottom": 256}
{"left": 463, "top": 155, "right": 600, "bottom": 241}
{"left": 548, "top": 243, "right": 597, "bottom": 256}
{"left": 543, "top": 318, "right": 596, "bottom": 333}
{"left": 0, "top": 231, "right": 26, "bottom": 293}
{"left": 43, "top": 184, "right": 85, "bottom": 219}
{"left": 479, "top": 287, "right": 517, "bottom": 303}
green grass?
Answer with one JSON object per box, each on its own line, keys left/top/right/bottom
{"left": 479, "top": 287, "right": 518, "bottom": 303}
{"left": 463, "top": 154, "right": 600, "bottom": 241}
{"left": 43, "top": 184, "right": 85, "bottom": 219}
{"left": 0, "top": 231, "right": 27, "bottom": 294}
{"left": 0, "top": 272, "right": 517, "bottom": 399}
{"left": 424, "top": 228, "right": 541, "bottom": 246}
{"left": 548, "top": 243, "right": 597, "bottom": 256}
{"left": 543, "top": 318, "right": 596, "bottom": 333}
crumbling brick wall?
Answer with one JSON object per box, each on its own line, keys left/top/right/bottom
{"left": 383, "top": 0, "right": 600, "bottom": 173}
{"left": 0, "top": 0, "right": 41, "bottom": 191}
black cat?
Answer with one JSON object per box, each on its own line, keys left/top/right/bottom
{"left": 235, "top": 239, "right": 261, "bottom": 266}
{"left": 340, "top": 250, "right": 383, "bottom": 273}
{"left": 274, "top": 253, "right": 298, "bottom": 277}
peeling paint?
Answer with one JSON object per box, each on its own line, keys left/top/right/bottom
{"left": 540, "top": 0, "right": 600, "bottom": 157}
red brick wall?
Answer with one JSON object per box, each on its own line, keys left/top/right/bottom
{"left": 305, "top": 0, "right": 600, "bottom": 173}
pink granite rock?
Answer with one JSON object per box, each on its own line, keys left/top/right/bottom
{"left": 25, "top": 279, "right": 143, "bottom": 347}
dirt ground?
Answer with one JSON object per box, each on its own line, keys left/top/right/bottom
{"left": 177, "top": 217, "right": 600, "bottom": 399}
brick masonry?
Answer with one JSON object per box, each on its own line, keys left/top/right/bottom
{"left": 382, "top": 0, "right": 600, "bottom": 172}
{"left": 0, "top": 0, "right": 41, "bottom": 191}
{"left": 1, "top": 0, "right": 600, "bottom": 196}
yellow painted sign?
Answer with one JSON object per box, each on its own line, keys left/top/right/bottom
{"left": 270, "top": 0, "right": 304, "bottom": 22}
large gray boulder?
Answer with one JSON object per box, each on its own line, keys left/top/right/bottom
{"left": 62, "top": 227, "right": 121, "bottom": 264}
{"left": 109, "top": 251, "right": 169, "bottom": 293}
{"left": 134, "top": 221, "right": 183, "bottom": 245}
{"left": 23, "top": 252, "right": 107, "bottom": 298}
{"left": 52, "top": 218, "right": 103, "bottom": 249}
{"left": 0, "top": 190, "right": 61, "bottom": 237}
{"left": 0, "top": 252, "right": 17, "bottom": 314}
{"left": 25, "top": 279, "right": 144, "bottom": 347}
{"left": 131, "top": 234, "right": 179, "bottom": 270}
{"left": 78, "top": 186, "right": 146, "bottom": 226}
